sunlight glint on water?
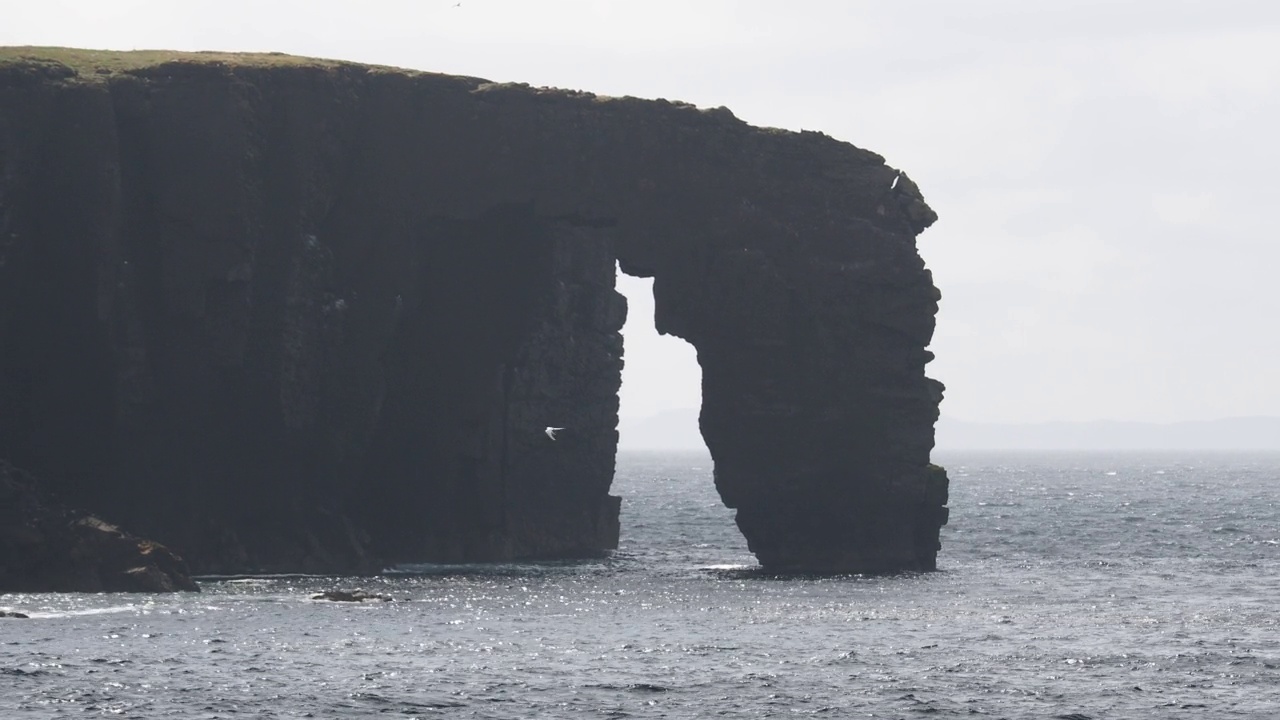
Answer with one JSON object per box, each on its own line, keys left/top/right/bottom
{"left": 2, "top": 451, "right": 1278, "bottom": 718}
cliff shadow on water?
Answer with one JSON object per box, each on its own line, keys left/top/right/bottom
{"left": 0, "top": 48, "right": 946, "bottom": 584}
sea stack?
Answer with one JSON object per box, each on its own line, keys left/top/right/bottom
{"left": 0, "top": 48, "right": 948, "bottom": 578}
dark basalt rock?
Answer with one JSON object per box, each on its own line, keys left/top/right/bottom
{"left": 0, "top": 460, "right": 199, "bottom": 592}
{"left": 0, "top": 48, "right": 948, "bottom": 576}
{"left": 311, "top": 589, "right": 393, "bottom": 602}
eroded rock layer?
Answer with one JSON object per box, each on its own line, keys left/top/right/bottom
{"left": 0, "top": 48, "right": 947, "bottom": 576}
{"left": 0, "top": 460, "right": 198, "bottom": 592}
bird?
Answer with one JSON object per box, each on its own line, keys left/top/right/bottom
{"left": 889, "top": 171, "right": 902, "bottom": 190}
{"left": 545, "top": 427, "right": 564, "bottom": 441}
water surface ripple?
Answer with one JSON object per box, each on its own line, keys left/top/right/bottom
{"left": 3, "top": 451, "right": 1278, "bottom": 718}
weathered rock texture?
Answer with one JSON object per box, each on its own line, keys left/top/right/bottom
{"left": 1, "top": 459, "right": 198, "bottom": 592}
{"left": 0, "top": 48, "right": 948, "bottom": 577}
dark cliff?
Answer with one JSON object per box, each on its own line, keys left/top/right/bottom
{"left": 0, "top": 48, "right": 948, "bottom": 578}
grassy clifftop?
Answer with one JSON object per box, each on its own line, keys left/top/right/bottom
{"left": 0, "top": 46, "right": 403, "bottom": 77}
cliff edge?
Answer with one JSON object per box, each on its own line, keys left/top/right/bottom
{"left": 0, "top": 47, "right": 948, "bottom": 577}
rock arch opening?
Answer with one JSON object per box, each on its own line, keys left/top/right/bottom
{"left": 615, "top": 266, "right": 705, "bottom": 453}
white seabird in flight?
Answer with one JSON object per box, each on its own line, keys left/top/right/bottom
{"left": 545, "top": 427, "right": 564, "bottom": 441}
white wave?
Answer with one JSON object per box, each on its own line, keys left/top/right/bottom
{"left": 19, "top": 605, "right": 141, "bottom": 619}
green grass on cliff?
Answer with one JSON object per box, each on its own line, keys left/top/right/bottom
{"left": 0, "top": 46, "right": 371, "bottom": 77}
{"left": 0, "top": 46, "right": 739, "bottom": 118}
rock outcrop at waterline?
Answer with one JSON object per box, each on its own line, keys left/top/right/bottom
{"left": 0, "top": 460, "right": 198, "bottom": 592}
{"left": 0, "top": 47, "right": 948, "bottom": 578}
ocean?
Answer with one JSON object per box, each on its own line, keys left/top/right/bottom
{"left": 3, "top": 450, "right": 1278, "bottom": 718}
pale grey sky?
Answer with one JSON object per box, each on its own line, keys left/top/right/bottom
{"left": 6, "top": 1, "right": 1278, "bottom": 424}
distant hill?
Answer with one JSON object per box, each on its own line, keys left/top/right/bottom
{"left": 617, "top": 408, "right": 706, "bottom": 450}
{"left": 935, "top": 416, "right": 1280, "bottom": 451}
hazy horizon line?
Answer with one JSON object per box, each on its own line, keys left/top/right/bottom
{"left": 618, "top": 407, "right": 1280, "bottom": 425}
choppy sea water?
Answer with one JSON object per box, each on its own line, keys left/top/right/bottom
{"left": 3, "top": 450, "right": 1279, "bottom": 719}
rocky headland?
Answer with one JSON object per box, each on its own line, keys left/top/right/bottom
{"left": 0, "top": 47, "right": 948, "bottom": 585}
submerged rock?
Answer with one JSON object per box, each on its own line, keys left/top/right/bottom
{"left": 311, "top": 589, "right": 393, "bottom": 602}
{"left": 0, "top": 48, "right": 948, "bottom": 574}
{"left": 0, "top": 460, "right": 199, "bottom": 593}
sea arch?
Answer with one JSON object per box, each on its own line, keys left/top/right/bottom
{"left": 0, "top": 52, "right": 948, "bottom": 573}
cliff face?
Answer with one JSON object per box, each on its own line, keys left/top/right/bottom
{"left": 0, "top": 48, "right": 947, "bottom": 576}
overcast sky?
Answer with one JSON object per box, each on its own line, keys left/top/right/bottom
{"left": 5, "top": 1, "right": 1278, "bottom": 424}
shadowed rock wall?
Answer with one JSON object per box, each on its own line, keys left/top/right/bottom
{"left": 0, "top": 49, "right": 947, "bottom": 575}
{"left": 1, "top": 459, "right": 198, "bottom": 592}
